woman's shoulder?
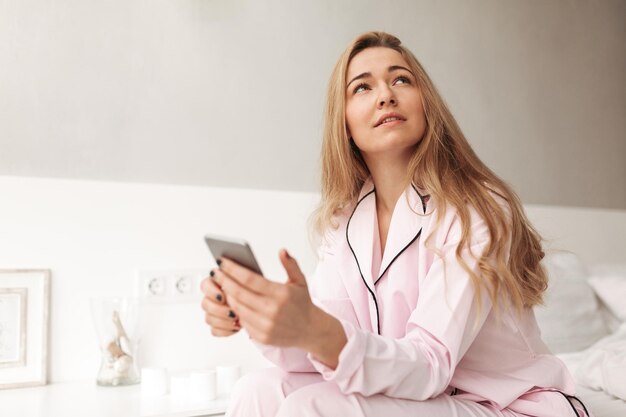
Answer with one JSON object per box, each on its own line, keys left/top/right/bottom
{"left": 426, "top": 188, "right": 513, "bottom": 243}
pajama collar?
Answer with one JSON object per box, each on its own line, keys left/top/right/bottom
{"left": 346, "top": 178, "right": 430, "bottom": 290}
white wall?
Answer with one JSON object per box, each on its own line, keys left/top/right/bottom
{"left": 1, "top": 175, "right": 625, "bottom": 383}
{"left": 1, "top": 0, "right": 625, "bottom": 209}
{"left": 526, "top": 205, "right": 626, "bottom": 265}
{"left": 0, "top": 175, "right": 319, "bottom": 383}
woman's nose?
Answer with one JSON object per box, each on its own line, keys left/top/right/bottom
{"left": 377, "top": 86, "right": 397, "bottom": 108}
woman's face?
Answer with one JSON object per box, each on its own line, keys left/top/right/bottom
{"left": 345, "top": 47, "right": 426, "bottom": 160}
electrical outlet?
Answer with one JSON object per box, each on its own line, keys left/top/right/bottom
{"left": 148, "top": 276, "right": 167, "bottom": 296}
{"left": 175, "top": 275, "right": 192, "bottom": 295}
{"left": 136, "top": 269, "right": 209, "bottom": 303}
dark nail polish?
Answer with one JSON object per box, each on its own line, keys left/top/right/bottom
{"left": 228, "top": 310, "right": 236, "bottom": 318}
{"left": 216, "top": 294, "right": 222, "bottom": 302}
{"left": 216, "top": 259, "right": 222, "bottom": 266}
{"left": 210, "top": 270, "right": 215, "bottom": 277}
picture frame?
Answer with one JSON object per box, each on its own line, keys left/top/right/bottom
{"left": 0, "top": 269, "right": 50, "bottom": 389}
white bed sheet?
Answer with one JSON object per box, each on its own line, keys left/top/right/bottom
{"left": 558, "top": 352, "right": 626, "bottom": 417}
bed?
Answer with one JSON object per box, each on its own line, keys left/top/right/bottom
{"left": 557, "top": 352, "right": 626, "bottom": 417}
{"left": 536, "top": 252, "right": 626, "bottom": 417}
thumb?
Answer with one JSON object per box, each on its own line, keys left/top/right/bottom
{"left": 279, "top": 249, "right": 306, "bottom": 286}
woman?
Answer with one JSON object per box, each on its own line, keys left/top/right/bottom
{"left": 200, "top": 32, "right": 591, "bottom": 417}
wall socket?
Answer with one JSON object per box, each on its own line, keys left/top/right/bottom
{"left": 135, "top": 268, "right": 210, "bottom": 303}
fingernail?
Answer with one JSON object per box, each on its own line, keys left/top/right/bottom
{"left": 216, "top": 259, "right": 222, "bottom": 266}
{"left": 216, "top": 293, "right": 222, "bottom": 302}
{"left": 210, "top": 270, "right": 215, "bottom": 277}
{"left": 285, "top": 250, "right": 291, "bottom": 259}
{"left": 228, "top": 310, "right": 236, "bottom": 318}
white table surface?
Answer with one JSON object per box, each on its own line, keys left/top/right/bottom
{"left": 0, "top": 381, "right": 228, "bottom": 417}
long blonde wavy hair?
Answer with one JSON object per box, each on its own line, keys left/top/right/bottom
{"left": 312, "top": 31, "right": 547, "bottom": 312}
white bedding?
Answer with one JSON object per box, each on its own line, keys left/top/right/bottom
{"left": 576, "top": 324, "right": 626, "bottom": 401}
{"left": 558, "top": 350, "right": 626, "bottom": 417}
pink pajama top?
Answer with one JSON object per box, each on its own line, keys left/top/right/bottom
{"left": 257, "top": 179, "right": 576, "bottom": 412}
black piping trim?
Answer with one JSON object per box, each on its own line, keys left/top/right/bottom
{"left": 556, "top": 391, "right": 590, "bottom": 417}
{"left": 346, "top": 188, "right": 381, "bottom": 334}
{"left": 375, "top": 229, "right": 421, "bottom": 285}
{"left": 375, "top": 185, "right": 429, "bottom": 285}
{"left": 570, "top": 396, "right": 590, "bottom": 417}
{"left": 411, "top": 184, "right": 429, "bottom": 213}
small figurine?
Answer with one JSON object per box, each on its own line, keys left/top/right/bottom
{"left": 104, "top": 310, "right": 134, "bottom": 384}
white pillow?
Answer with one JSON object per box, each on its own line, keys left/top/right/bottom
{"left": 534, "top": 251, "right": 610, "bottom": 353}
{"left": 588, "top": 264, "right": 626, "bottom": 324}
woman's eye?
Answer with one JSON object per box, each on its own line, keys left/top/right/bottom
{"left": 394, "top": 76, "right": 411, "bottom": 85}
{"left": 353, "top": 83, "right": 369, "bottom": 94}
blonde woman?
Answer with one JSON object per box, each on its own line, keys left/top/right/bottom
{"left": 201, "top": 32, "right": 592, "bottom": 417}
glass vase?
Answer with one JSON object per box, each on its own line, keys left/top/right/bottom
{"left": 90, "top": 297, "right": 142, "bottom": 386}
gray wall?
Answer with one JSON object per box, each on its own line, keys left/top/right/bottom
{"left": 1, "top": 0, "right": 625, "bottom": 209}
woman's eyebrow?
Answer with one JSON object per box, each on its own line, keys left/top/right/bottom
{"left": 346, "top": 65, "right": 413, "bottom": 89}
{"left": 389, "top": 65, "right": 413, "bottom": 75}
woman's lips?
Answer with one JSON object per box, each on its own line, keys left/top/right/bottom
{"left": 376, "top": 119, "right": 405, "bottom": 128}
{"left": 374, "top": 112, "right": 407, "bottom": 127}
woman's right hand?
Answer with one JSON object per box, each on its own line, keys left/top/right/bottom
{"left": 200, "top": 270, "right": 241, "bottom": 336}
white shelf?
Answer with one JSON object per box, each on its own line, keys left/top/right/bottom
{"left": 0, "top": 380, "right": 228, "bottom": 417}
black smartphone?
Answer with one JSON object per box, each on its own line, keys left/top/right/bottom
{"left": 204, "top": 234, "right": 263, "bottom": 275}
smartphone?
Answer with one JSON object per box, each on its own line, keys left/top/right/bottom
{"left": 204, "top": 234, "right": 263, "bottom": 275}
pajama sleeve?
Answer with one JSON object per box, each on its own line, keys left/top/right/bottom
{"left": 252, "top": 343, "right": 316, "bottom": 372}
{"left": 308, "top": 208, "right": 502, "bottom": 400}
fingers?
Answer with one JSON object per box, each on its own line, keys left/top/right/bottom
{"left": 218, "top": 257, "right": 277, "bottom": 295}
{"left": 213, "top": 268, "right": 266, "bottom": 313}
{"left": 201, "top": 294, "right": 240, "bottom": 337}
{"left": 201, "top": 296, "right": 238, "bottom": 322}
{"left": 279, "top": 249, "right": 306, "bottom": 285}
{"left": 205, "top": 311, "right": 239, "bottom": 331}
{"left": 205, "top": 312, "right": 241, "bottom": 336}
{"left": 211, "top": 327, "right": 240, "bottom": 337}
{"left": 200, "top": 274, "right": 227, "bottom": 305}
{"left": 229, "top": 299, "right": 275, "bottom": 344}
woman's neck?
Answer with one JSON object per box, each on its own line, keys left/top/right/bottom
{"left": 363, "top": 151, "right": 413, "bottom": 215}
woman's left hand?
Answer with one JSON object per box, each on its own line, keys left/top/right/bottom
{"left": 212, "top": 249, "right": 317, "bottom": 349}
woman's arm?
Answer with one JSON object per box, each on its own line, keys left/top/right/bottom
{"left": 214, "top": 248, "right": 337, "bottom": 373}
{"left": 305, "top": 212, "right": 498, "bottom": 400}
{"left": 251, "top": 302, "right": 347, "bottom": 372}
{"left": 300, "top": 306, "right": 347, "bottom": 369}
